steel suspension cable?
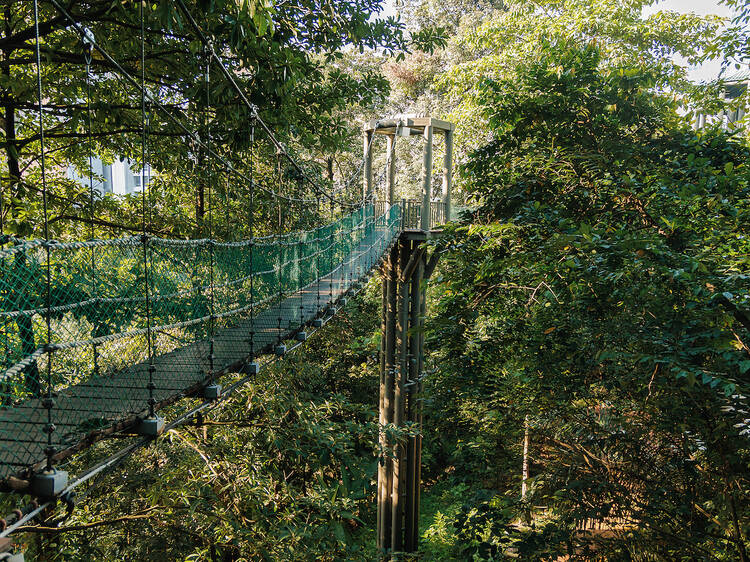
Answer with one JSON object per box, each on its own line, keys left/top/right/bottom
{"left": 32, "top": 0, "right": 56, "bottom": 472}
{"left": 224, "top": 174, "right": 230, "bottom": 239}
{"left": 316, "top": 188, "right": 321, "bottom": 316}
{"left": 83, "top": 29, "right": 101, "bottom": 379}
{"left": 139, "top": 0, "right": 156, "bottom": 421}
{"left": 248, "top": 118, "right": 256, "bottom": 362}
{"left": 205, "top": 48, "right": 217, "bottom": 387}
{"left": 329, "top": 196, "right": 334, "bottom": 311}
{"left": 276, "top": 151, "right": 284, "bottom": 346}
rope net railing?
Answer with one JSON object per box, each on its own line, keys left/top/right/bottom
{"left": 0, "top": 203, "right": 403, "bottom": 481}
{"left": 0, "top": 0, "right": 440, "bottom": 496}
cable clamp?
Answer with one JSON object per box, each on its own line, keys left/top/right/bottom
{"left": 81, "top": 27, "right": 95, "bottom": 65}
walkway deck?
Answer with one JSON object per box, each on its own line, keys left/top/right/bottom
{"left": 0, "top": 220, "right": 399, "bottom": 483}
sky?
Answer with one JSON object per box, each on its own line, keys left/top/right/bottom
{"left": 382, "top": 0, "right": 738, "bottom": 83}
{"left": 643, "top": 0, "right": 734, "bottom": 83}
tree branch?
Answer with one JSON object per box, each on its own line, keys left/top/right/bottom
{"left": 14, "top": 507, "right": 160, "bottom": 534}
{"left": 718, "top": 296, "right": 750, "bottom": 334}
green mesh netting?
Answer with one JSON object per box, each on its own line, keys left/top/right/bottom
{"left": 0, "top": 203, "right": 402, "bottom": 479}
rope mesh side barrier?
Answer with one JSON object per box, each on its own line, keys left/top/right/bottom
{"left": 0, "top": 203, "right": 402, "bottom": 481}
{"left": 0, "top": 257, "right": 385, "bottom": 539}
{"left": 0, "top": 0, "right": 449, "bottom": 521}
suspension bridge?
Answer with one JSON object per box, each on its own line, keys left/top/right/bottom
{"left": 0, "top": 0, "right": 455, "bottom": 558}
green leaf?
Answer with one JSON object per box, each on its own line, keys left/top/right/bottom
{"left": 332, "top": 522, "right": 346, "bottom": 543}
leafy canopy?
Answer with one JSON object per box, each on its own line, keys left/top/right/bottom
{"left": 426, "top": 40, "right": 750, "bottom": 558}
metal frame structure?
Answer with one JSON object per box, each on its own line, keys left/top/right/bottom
{"left": 369, "top": 116, "right": 453, "bottom": 557}
{"left": 364, "top": 116, "right": 454, "bottom": 230}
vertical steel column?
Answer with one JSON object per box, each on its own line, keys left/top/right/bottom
{"left": 414, "top": 251, "right": 427, "bottom": 548}
{"left": 378, "top": 235, "right": 427, "bottom": 558}
{"left": 364, "top": 130, "right": 374, "bottom": 202}
{"left": 442, "top": 129, "right": 452, "bottom": 223}
{"left": 390, "top": 239, "right": 409, "bottom": 551}
{"left": 420, "top": 126, "right": 433, "bottom": 231}
{"left": 405, "top": 249, "right": 423, "bottom": 550}
{"left": 385, "top": 135, "right": 396, "bottom": 210}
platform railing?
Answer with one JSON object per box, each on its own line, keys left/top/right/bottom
{"left": 375, "top": 200, "right": 447, "bottom": 230}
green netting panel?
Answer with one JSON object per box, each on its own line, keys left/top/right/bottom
{"left": 0, "top": 202, "right": 402, "bottom": 480}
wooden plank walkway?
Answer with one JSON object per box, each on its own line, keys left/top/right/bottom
{"left": 0, "top": 224, "right": 397, "bottom": 482}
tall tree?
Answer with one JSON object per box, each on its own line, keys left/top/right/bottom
{"left": 436, "top": 0, "right": 725, "bottom": 164}
{"left": 0, "top": 0, "right": 414, "bottom": 238}
{"left": 426, "top": 40, "right": 750, "bottom": 558}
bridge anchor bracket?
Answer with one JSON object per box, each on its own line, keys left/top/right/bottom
{"left": 203, "top": 384, "right": 222, "bottom": 400}
{"left": 239, "top": 362, "right": 259, "bottom": 375}
{"left": 31, "top": 469, "right": 68, "bottom": 499}
{"left": 136, "top": 416, "right": 165, "bottom": 437}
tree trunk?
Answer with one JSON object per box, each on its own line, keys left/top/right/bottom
{"left": 521, "top": 415, "right": 529, "bottom": 499}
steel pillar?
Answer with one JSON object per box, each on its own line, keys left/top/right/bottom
{"left": 377, "top": 233, "right": 430, "bottom": 558}
{"left": 441, "top": 129, "right": 452, "bottom": 223}
{"left": 386, "top": 134, "right": 396, "bottom": 210}
{"left": 420, "top": 126, "right": 433, "bottom": 231}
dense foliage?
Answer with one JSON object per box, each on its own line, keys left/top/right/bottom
{"left": 3, "top": 0, "right": 750, "bottom": 560}
{"left": 0, "top": 0, "right": 444, "bottom": 238}
{"left": 425, "top": 42, "right": 750, "bottom": 559}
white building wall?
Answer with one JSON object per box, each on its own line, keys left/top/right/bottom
{"left": 111, "top": 159, "right": 125, "bottom": 194}
{"left": 69, "top": 157, "right": 151, "bottom": 195}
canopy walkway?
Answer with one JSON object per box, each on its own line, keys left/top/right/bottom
{"left": 0, "top": 0, "right": 455, "bottom": 556}
{"left": 0, "top": 204, "right": 404, "bottom": 484}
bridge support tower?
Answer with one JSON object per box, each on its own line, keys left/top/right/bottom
{"left": 364, "top": 115, "right": 454, "bottom": 226}
{"left": 377, "top": 231, "right": 440, "bottom": 558}
{"left": 368, "top": 115, "right": 452, "bottom": 558}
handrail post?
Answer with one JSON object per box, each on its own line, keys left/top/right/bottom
{"left": 420, "top": 125, "right": 433, "bottom": 231}
{"left": 386, "top": 134, "right": 396, "bottom": 211}
{"left": 442, "top": 129, "right": 452, "bottom": 223}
